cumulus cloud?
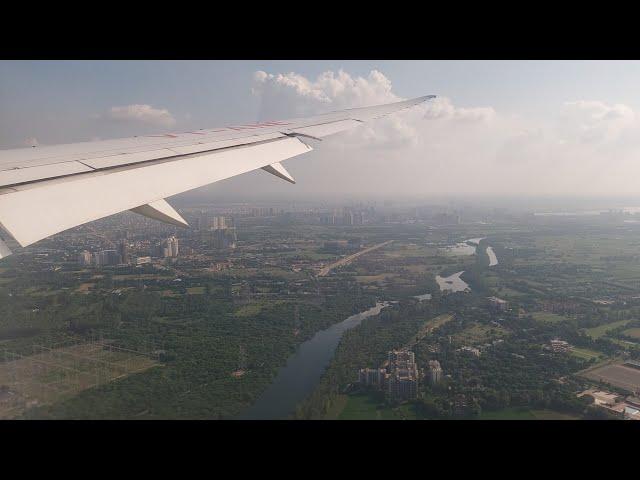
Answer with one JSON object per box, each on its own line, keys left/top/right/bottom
{"left": 252, "top": 69, "right": 399, "bottom": 119}
{"left": 424, "top": 96, "right": 496, "bottom": 123}
{"left": 557, "top": 100, "right": 636, "bottom": 144}
{"left": 252, "top": 69, "right": 493, "bottom": 151}
{"left": 98, "top": 104, "right": 176, "bottom": 128}
{"left": 238, "top": 69, "right": 640, "bottom": 197}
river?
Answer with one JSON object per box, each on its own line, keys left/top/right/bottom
{"left": 486, "top": 246, "right": 498, "bottom": 266}
{"left": 435, "top": 271, "right": 470, "bottom": 293}
{"left": 237, "top": 301, "right": 389, "bottom": 420}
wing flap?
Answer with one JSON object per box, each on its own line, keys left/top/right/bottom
{"left": 261, "top": 162, "right": 296, "bottom": 184}
{"left": 130, "top": 199, "right": 189, "bottom": 227}
{"left": 0, "top": 237, "right": 11, "bottom": 259}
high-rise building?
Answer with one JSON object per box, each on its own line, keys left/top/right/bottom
{"left": 388, "top": 350, "right": 416, "bottom": 372}
{"left": 211, "top": 228, "right": 237, "bottom": 249}
{"left": 163, "top": 236, "right": 179, "bottom": 258}
{"left": 388, "top": 372, "right": 418, "bottom": 402}
{"left": 118, "top": 240, "right": 130, "bottom": 264}
{"left": 96, "top": 249, "right": 120, "bottom": 266}
{"left": 387, "top": 350, "right": 419, "bottom": 402}
{"left": 77, "top": 250, "right": 92, "bottom": 266}
{"left": 358, "top": 368, "right": 388, "bottom": 389}
{"left": 428, "top": 360, "right": 443, "bottom": 385}
{"left": 211, "top": 216, "right": 226, "bottom": 230}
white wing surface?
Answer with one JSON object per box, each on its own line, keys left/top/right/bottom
{"left": 0, "top": 95, "right": 434, "bottom": 255}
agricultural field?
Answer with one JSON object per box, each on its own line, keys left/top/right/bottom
{"left": 0, "top": 342, "right": 159, "bottom": 419}
{"left": 622, "top": 328, "right": 640, "bottom": 340}
{"left": 581, "top": 362, "right": 640, "bottom": 393}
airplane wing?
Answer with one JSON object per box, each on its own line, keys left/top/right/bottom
{"left": 0, "top": 95, "right": 434, "bottom": 258}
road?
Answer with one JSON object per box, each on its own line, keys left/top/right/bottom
{"left": 317, "top": 240, "right": 393, "bottom": 277}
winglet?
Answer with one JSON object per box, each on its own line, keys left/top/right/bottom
{"left": 130, "top": 199, "right": 189, "bottom": 228}
{"left": 261, "top": 162, "right": 296, "bottom": 184}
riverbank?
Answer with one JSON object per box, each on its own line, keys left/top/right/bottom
{"left": 238, "top": 301, "right": 389, "bottom": 419}
{"left": 294, "top": 301, "right": 444, "bottom": 419}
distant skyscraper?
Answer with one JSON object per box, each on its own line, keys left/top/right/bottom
{"left": 358, "top": 368, "right": 388, "bottom": 389}
{"left": 428, "top": 360, "right": 443, "bottom": 385}
{"left": 118, "top": 240, "right": 130, "bottom": 264}
{"left": 211, "top": 228, "right": 237, "bottom": 249}
{"left": 77, "top": 250, "right": 92, "bottom": 266}
{"left": 163, "top": 236, "right": 179, "bottom": 258}
{"left": 211, "top": 216, "right": 226, "bottom": 230}
{"left": 96, "top": 249, "right": 120, "bottom": 266}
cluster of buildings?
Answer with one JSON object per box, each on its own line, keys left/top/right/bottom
{"left": 320, "top": 208, "right": 366, "bottom": 226}
{"left": 207, "top": 228, "right": 237, "bottom": 249}
{"left": 487, "top": 296, "right": 508, "bottom": 312}
{"left": 549, "top": 339, "right": 571, "bottom": 353}
{"left": 193, "top": 214, "right": 237, "bottom": 250}
{"left": 458, "top": 346, "right": 482, "bottom": 357}
{"left": 578, "top": 388, "right": 640, "bottom": 420}
{"left": 161, "top": 236, "right": 179, "bottom": 258}
{"left": 358, "top": 350, "right": 444, "bottom": 403}
{"left": 77, "top": 240, "right": 131, "bottom": 266}
{"left": 78, "top": 234, "right": 184, "bottom": 267}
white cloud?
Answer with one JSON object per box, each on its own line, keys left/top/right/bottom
{"left": 99, "top": 104, "right": 176, "bottom": 128}
{"left": 252, "top": 69, "right": 399, "bottom": 119}
{"left": 252, "top": 69, "right": 494, "bottom": 152}
{"left": 241, "top": 69, "right": 640, "bottom": 196}
{"left": 422, "top": 96, "right": 496, "bottom": 123}
{"left": 557, "top": 100, "right": 636, "bottom": 144}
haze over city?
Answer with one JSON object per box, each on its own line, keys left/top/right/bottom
{"left": 4, "top": 60, "right": 640, "bottom": 198}
{"left": 3, "top": 60, "right": 640, "bottom": 422}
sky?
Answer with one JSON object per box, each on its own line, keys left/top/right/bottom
{"left": 2, "top": 60, "right": 640, "bottom": 199}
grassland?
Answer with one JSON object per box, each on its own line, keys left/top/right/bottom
{"left": 570, "top": 347, "right": 603, "bottom": 361}
{"left": 332, "top": 393, "right": 422, "bottom": 420}
{"left": 583, "top": 320, "right": 631, "bottom": 339}
{"left": 0, "top": 342, "right": 159, "bottom": 419}
{"left": 186, "top": 286, "right": 205, "bottom": 295}
{"left": 622, "top": 327, "right": 640, "bottom": 339}
{"left": 477, "top": 408, "right": 578, "bottom": 420}
{"left": 452, "top": 322, "right": 508, "bottom": 345}
{"left": 531, "top": 312, "right": 570, "bottom": 323}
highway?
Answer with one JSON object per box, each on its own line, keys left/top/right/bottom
{"left": 317, "top": 240, "right": 393, "bottom": 277}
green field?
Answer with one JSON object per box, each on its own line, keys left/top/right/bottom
{"left": 570, "top": 346, "right": 603, "bottom": 361}
{"left": 335, "top": 393, "right": 421, "bottom": 420}
{"left": 478, "top": 408, "right": 578, "bottom": 420}
{"left": 622, "top": 327, "right": 640, "bottom": 340}
{"left": 531, "top": 312, "right": 569, "bottom": 323}
{"left": 186, "top": 286, "right": 205, "bottom": 295}
{"left": 452, "top": 322, "right": 508, "bottom": 344}
{"left": 583, "top": 320, "right": 631, "bottom": 339}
